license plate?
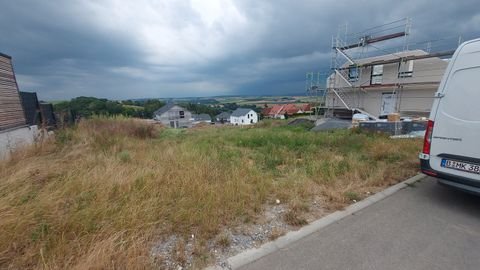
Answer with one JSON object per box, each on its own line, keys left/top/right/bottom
{"left": 441, "top": 159, "right": 480, "bottom": 175}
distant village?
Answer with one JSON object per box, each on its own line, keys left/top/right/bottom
{"left": 1, "top": 18, "right": 461, "bottom": 158}
{"left": 152, "top": 103, "right": 313, "bottom": 128}
{"left": 0, "top": 50, "right": 317, "bottom": 158}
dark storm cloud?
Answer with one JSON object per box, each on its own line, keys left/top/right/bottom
{"left": 0, "top": 0, "right": 479, "bottom": 100}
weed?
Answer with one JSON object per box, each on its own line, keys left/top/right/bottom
{"left": 55, "top": 129, "right": 74, "bottom": 145}
{"left": 344, "top": 191, "right": 361, "bottom": 202}
{"left": 118, "top": 150, "right": 131, "bottom": 163}
{"left": 31, "top": 222, "right": 50, "bottom": 242}
{"left": 216, "top": 233, "right": 231, "bottom": 249}
{"left": 269, "top": 227, "right": 286, "bottom": 241}
{"left": 284, "top": 210, "right": 308, "bottom": 226}
{"left": 173, "top": 239, "right": 187, "bottom": 266}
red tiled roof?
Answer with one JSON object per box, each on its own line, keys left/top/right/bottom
{"left": 263, "top": 103, "right": 313, "bottom": 117}
{"left": 299, "top": 104, "right": 312, "bottom": 112}
{"left": 268, "top": 105, "right": 285, "bottom": 116}
{"left": 283, "top": 104, "right": 300, "bottom": 115}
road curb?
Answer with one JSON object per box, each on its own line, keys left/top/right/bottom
{"left": 222, "top": 173, "right": 426, "bottom": 270}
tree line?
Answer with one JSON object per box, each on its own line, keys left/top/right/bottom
{"left": 54, "top": 97, "right": 165, "bottom": 120}
{"left": 54, "top": 96, "right": 261, "bottom": 121}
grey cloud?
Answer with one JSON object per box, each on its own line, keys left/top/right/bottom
{"left": 0, "top": 0, "right": 478, "bottom": 100}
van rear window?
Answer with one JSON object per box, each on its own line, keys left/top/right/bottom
{"left": 441, "top": 67, "right": 480, "bottom": 121}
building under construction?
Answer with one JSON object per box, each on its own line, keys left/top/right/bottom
{"left": 308, "top": 18, "right": 459, "bottom": 120}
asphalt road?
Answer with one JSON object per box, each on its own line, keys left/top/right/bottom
{"left": 240, "top": 177, "right": 480, "bottom": 270}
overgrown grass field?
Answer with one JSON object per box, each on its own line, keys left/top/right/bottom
{"left": 0, "top": 118, "right": 422, "bottom": 269}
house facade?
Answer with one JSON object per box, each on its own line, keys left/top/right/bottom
{"left": 230, "top": 108, "right": 258, "bottom": 125}
{"left": 0, "top": 53, "right": 39, "bottom": 159}
{"left": 0, "top": 53, "right": 26, "bottom": 131}
{"left": 215, "top": 112, "right": 231, "bottom": 123}
{"left": 153, "top": 104, "right": 193, "bottom": 128}
{"left": 192, "top": 113, "right": 212, "bottom": 125}
{"left": 326, "top": 50, "right": 448, "bottom": 118}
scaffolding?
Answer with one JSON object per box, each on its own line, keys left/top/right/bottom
{"left": 305, "top": 71, "right": 327, "bottom": 119}
{"left": 325, "top": 18, "right": 459, "bottom": 120}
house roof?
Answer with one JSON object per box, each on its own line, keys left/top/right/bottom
{"left": 299, "top": 104, "right": 312, "bottom": 112}
{"left": 192, "top": 113, "right": 211, "bottom": 121}
{"left": 216, "top": 112, "right": 231, "bottom": 119}
{"left": 0, "top": 52, "right": 12, "bottom": 59}
{"left": 262, "top": 107, "right": 272, "bottom": 115}
{"left": 343, "top": 50, "right": 428, "bottom": 67}
{"left": 266, "top": 104, "right": 304, "bottom": 116}
{"left": 283, "top": 104, "right": 300, "bottom": 115}
{"left": 231, "top": 108, "right": 254, "bottom": 117}
{"left": 268, "top": 105, "right": 284, "bottom": 116}
{"left": 153, "top": 103, "right": 186, "bottom": 115}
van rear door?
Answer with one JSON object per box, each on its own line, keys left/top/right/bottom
{"left": 429, "top": 40, "right": 480, "bottom": 181}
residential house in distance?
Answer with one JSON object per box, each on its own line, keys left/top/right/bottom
{"left": 153, "top": 103, "right": 193, "bottom": 128}
{"left": 215, "top": 112, "right": 231, "bottom": 123}
{"left": 326, "top": 50, "right": 449, "bottom": 118}
{"left": 230, "top": 108, "right": 258, "bottom": 125}
{"left": 298, "top": 103, "right": 313, "bottom": 114}
{"left": 192, "top": 113, "right": 212, "bottom": 125}
{"left": 263, "top": 103, "right": 312, "bottom": 119}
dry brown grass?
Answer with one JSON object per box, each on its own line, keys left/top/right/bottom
{"left": 268, "top": 228, "right": 286, "bottom": 241}
{"left": 0, "top": 117, "right": 422, "bottom": 269}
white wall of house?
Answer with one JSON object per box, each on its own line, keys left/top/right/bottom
{"left": 0, "top": 125, "right": 39, "bottom": 160}
{"left": 230, "top": 110, "right": 258, "bottom": 125}
{"left": 191, "top": 119, "right": 212, "bottom": 125}
{"left": 326, "top": 86, "right": 437, "bottom": 118}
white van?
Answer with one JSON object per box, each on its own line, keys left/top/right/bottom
{"left": 420, "top": 38, "right": 480, "bottom": 194}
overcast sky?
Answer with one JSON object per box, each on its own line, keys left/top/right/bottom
{"left": 1, "top": 0, "right": 479, "bottom": 100}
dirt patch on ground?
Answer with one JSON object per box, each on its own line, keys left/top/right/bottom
{"left": 150, "top": 199, "right": 329, "bottom": 269}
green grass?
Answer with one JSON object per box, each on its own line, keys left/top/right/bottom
{"left": 0, "top": 117, "right": 422, "bottom": 269}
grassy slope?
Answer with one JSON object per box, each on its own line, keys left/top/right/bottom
{"left": 0, "top": 118, "right": 422, "bottom": 269}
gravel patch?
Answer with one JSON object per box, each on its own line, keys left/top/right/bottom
{"left": 150, "top": 201, "right": 327, "bottom": 269}
{"left": 311, "top": 118, "right": 351, "bottom": 131}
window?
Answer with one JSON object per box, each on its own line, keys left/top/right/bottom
{"left": 348, "top": 66, "right": 359, "bottom": 81}
{"left": 247, "top": 114, "right": 250, "bottom": 119}
{"left": 398, "top": 60, "right": 414, "bottom": 78}
{"left": 179, "top": 111, "right": 185, "bottom": 119}
{"left": 242, "top": 119, "right": 244, "bottom": 123}
{"left": 371, "top": 65, "right": 383, "bottom": 85}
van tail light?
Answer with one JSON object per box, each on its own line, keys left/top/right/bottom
{"left": 422, "top": 120, "right": 434, "bottom": 155}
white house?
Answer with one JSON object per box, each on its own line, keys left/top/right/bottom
{"left": 230, "top": 108, "right": 258, "bottom": 125}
